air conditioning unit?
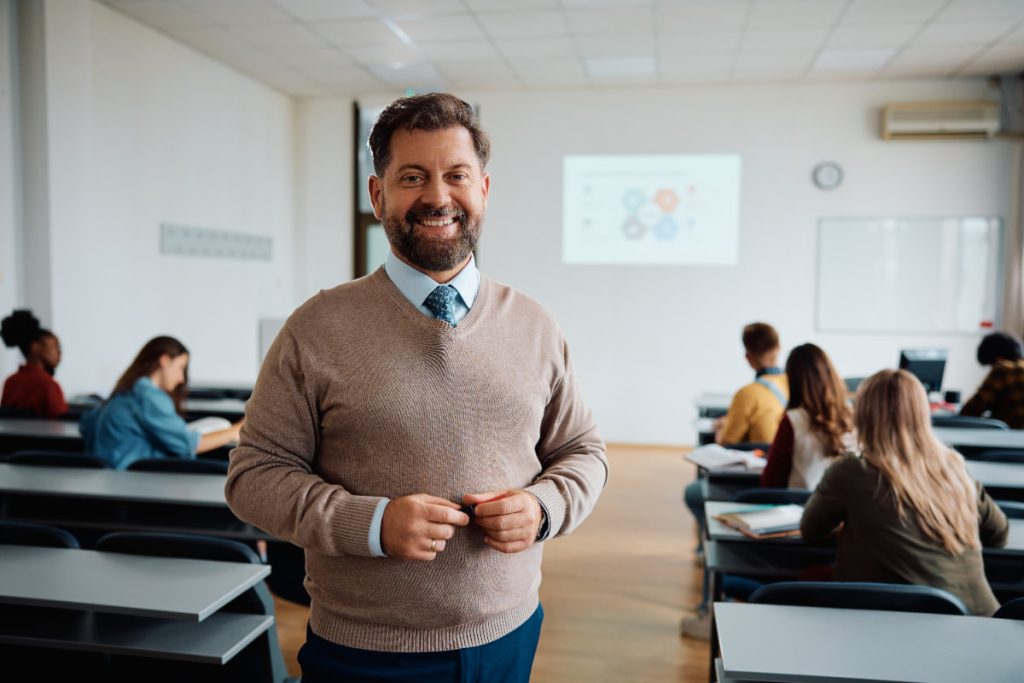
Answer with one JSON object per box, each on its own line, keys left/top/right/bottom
{"left": 880, "top": 101, "right": 1000, "bottom": 140}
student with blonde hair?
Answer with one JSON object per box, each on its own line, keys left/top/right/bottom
{"left": 801, "top": 369, "right": 1009, "bottom": 615}
{"left": 761, "top": 343, "right": 854, "bottom": 489}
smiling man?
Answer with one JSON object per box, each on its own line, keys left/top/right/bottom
{"left": 226, "top": 93, "right": 608, "bottom": 683}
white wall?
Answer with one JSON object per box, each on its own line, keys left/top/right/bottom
{"left": 309, "top": 80, "right": 1012, "bottom": 445}
{"left": 0, "top": 0, "right": 18, "bottom": 378}
{"left": 32, "top": 0, "right": 295, "bottom": 395}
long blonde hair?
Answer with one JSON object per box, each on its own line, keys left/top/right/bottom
{"left": 855, "top": 369, "right": 979, "bottom": 554}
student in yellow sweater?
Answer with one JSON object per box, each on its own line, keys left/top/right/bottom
{"left": 715, "top": 322, "right": 789, "bottom": 445}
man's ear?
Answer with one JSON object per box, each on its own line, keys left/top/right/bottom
{"left": 369, "top": 175, "right": 384, "bottom": 219}
{"left": 480, "top": 172, "right": 490, "bottom": 206}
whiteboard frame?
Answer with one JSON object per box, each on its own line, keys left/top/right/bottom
{"left": 814, "top": 216, "right": 1004, "bottom": 336}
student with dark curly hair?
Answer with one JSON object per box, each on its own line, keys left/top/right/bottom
{"left": 960, "top": 331, "right": 1024, "bottom": 429}
{"left": 1, "top": 309, "right": 68, "bottom": 418}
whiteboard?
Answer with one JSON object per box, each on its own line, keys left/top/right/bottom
{"left": 816, "top": 217, "right": 1003, "bottom": 334}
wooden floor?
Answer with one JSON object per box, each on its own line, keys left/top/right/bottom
{"left": 272, "top": 443, "right": 709, "bottom": 682}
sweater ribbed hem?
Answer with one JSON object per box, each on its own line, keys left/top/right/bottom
{"left": 308, "top": 593, "right": 539, "bottom": 653}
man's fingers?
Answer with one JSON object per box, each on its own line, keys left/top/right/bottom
{"left": 483, "top": 536, "right": 530, "bottom": 554}
{"left": 419, "top": 494, "right": 463, "bottom": 510}
{"left": 424, "top": 504, "right": 470, "bottom": 526}
{"left": 473, "top": 511, "right": 528, "bottom": 531}
{"left": 482, "top": 527, "right": 529, "bottom": 543}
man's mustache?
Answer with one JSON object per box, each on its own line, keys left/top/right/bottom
{"left": 405, "top": 207, "right": 468, "bottom": 224}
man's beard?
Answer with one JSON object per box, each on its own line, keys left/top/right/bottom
{"left": 382, "top": 201, "right": 482, "bottom": 272}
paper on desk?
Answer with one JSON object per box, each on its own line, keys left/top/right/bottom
{"left": 685, "top": 444, "right": 766, "bottom": 472}
{"left": 186, "top": 416, "right": 232, "bottom": 435}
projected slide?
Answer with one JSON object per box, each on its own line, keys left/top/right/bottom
{"left": 563, "top": 155, "right": 741, "bottom": 265}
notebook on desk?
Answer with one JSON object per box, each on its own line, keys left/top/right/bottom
{"left": 686, "top": 444, "right": 766, "bottom": 473}
{"left": 714, "top": 504, "right": 803, "bottom": 539}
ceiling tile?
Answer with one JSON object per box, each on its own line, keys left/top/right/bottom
{"left": 842, "top": 0, "right": 946, "bottom": 24}
{"left": 659, "top": 65, "right": 731, "bottom": 83}
{"left": 660, "top": 51, "right": 735, "bottom": 71}
{"left": 937, "top": 0, "right": 1024, "bottom": 21}
{"left": 343, "top": 43, "right": 421, "bottom": 65}
{"left": 494, "top": 37, "right": 577, "bottom": 59}
{"left": 303, "top": 64, "right": 383, "bottom": 86}
{"left": 584, "top": 56, "right": 656, "bottom": 79}
{"left": 655, "top": 1, "right": 749, "bottom": 31}
{"left": 163, "top": 25, "right": 254, "bottom": 56}
{"left": 476, "top": 11, "right": 569, "bottom": 38}
{"left": 391, "top": 14, "right": 487, "bottom": 42}
{"left": 563, "top": 6, "right": 655, "bottom": 34}
{"left": 560, "top": 0, "right": 655, "bottom": 6}
{"left": 105, "top": 0, "right": 209, "bottom": 29}
{"left": 885, "top": 45, "right": 988, "bottom": 73}
{"left": 312, "top": 18, "right": 406, "bottom": 46}
{"left": 914, "top": 21, "right": 1016, "bottom": 45}
{"left": 742, "top": 27, "right": 831, "bottom": 51}
{"left": 417, "top": 41, "right": 501, "bottom": 61}
{"left": 812, "top": 48, "right": 895, "bottom": 71}
{"left": 435, "top": 60, "right": 521, "bottom": 88}
{"left": 958, "top": 43, "right": 1024, "bottom": 74}
{"left": 463, "top": 0, "right": 558, "bottom": 10}
{"left": 510, "top": 58, "right": 589, "bottom": 87}
{"left": 366, "top": 0, "right": 465, "bottom": 16}
{"left": 734, "top": 50, "right": 815, "bottom": 70}
{"left": 262, "top": 45, "right": 353, "bottom": 68}
{"left": 227, "top": 22, "right": 326, "bottom": 48}
{"left": 732, "top": 66, "right": 805, "bottom": 81}
{"left": 657, "top": 31, "right": 742, "bottom": 53}
{"left": 827, "top": 24, "right": 923, "bottom": 49}
{"left": 180, "top": 0, "right": 294, "bottom": 25}
{"left": 746, "top": 0, "right": 846, "bottom": 28}
{"left": 574, "top": 33, "right": 655, "bottom": 58}
{"left": 270, "top": 0, "right": 376, "bottom": 21}
{"left": 365, "top": 61, "right": 448, "bottom": 89}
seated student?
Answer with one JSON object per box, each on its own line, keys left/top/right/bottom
{"left": 761, "top": 343, "right": 854, "bottom": 490}
{"left": 715, "top": 322, "right": 789, "bottom": 445}
{"left": 0, "top": 309, "right": 68, "bottom": 418}
{"left": 81, "top": 336, "right": 242, "bottom": 469}
{"left": 960, "top": 331, "right": 1024, "bottom": 429}
{"left": 801, "top": 369, "right": 1009, "bottom": 615}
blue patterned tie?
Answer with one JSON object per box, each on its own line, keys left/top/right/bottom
{"left": 423, "top": 285, "right": 458, "bottom": 326}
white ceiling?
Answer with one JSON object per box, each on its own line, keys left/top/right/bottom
{"left": 99, "top": 0, "right": 1024, "bottom": 97}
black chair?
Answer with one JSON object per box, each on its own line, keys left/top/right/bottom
{"left": 997, "top": 501, "right": 1024, "bottom": 519}
{"left": 733, "top": 488, "right": 812, "bottom": 505}
{"left": 932, "top": 415, "right": 1009, "bottom": 430}
{"left": 10, "top": 451, "right": 111, "bottom": 468}
{"left": 264, "top": 540, "right": 311, "bottom": 606}
{"left": 994, "top": 597, "right": 1024, "bottom": 619}
{"left": 973, "top": 450, "right": 1024, "bottom": 464}
{"left": 749, "top": 581, "right": 970, "bottom": 615}
{"left": 127, "top": 458, "right": 229, "bottom": 475}
{"left": 94, "top": 532, "right": 289, "bottom": 683}
{"left": 0, "top": 520, "right": 79, "bottom": 548}
{"left": 0, "top": 406, "right": 35, "bottom": 418}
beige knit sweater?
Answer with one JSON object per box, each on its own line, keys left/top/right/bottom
{"left": 225, "top": 268, "right": 608, "bottom": 652}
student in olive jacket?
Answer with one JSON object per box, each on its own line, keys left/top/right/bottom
{"left": 801, "top": 369, "right": 1008, "bottom": 615}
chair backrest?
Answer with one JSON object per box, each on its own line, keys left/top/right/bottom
{"left": 994, "top": 597, "right": 1024, "bottom": 620}
{"left": 10, "top": 451, "right": 111, "bottom": 468}
{"left": 844, "top": 376, "right": 865, "bottom": 393}
{"left": 749, "top": 581, "right": 970, "bottom": 615}
{"left": 723, "top": 442, "right": 771, "bottom": 452}
{"left": 0, "top": 520, "right": 79, "bottom": 548}
{"left": 973, "top": 450, "right": 1024, "bottom": 464}
{"left": 733, "top": 488, "right": 812, "bottom": 505}
{"left": 931, "top": 415, "right": 1010, "bottom": 430}
{"left": 127, "top": 458, "right": 229, "bottom": 475}
{"left": 996, "top": 500, "right": 1024, "bottom": 519}
{"left": 0, "top": 406, "right": 35, "bottom": 418}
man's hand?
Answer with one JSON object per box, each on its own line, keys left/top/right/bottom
{"left": 381, "top": 494, "right": 470, "bottom": 561}
{"left": 462, "top": 489, "right": 542, "bottom": 554}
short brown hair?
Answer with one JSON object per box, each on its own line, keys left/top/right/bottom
{"left": 368, "top": 93, "right": 491, "bottom": 176}
{"left": 742, "top": 322, "right": 779, "bottom": 356}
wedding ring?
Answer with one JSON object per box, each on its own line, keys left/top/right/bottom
{"left": 430, "top": 539, "right": 437, "bottom": 552}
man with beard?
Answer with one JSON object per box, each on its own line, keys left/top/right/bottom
{"left": 226, "top": 93, "right": 607, "bottom": 683}
{"left": 1, "top": 309, "right": 68, "bottom": 418}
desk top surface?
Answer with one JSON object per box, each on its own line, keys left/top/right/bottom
{"left": 705, "top": 500, "right": 1024, "bottom": 552}
{"left": 966, "top": 459, "right": 1024, "bottom": 488}
{"left": 715, "top": 602, "right": 1024, "bottom": 683}
{"left": 0, "top": 463, "right": 228, "bottom": 506}
{"left": 0, "top": 545, "right": 270, "bottom": 621}
{"left": 0, "top": 418, "right": 81, "bottom": 438}
{"left": 931, "top": 427, "right": 1024, "bottom": 449}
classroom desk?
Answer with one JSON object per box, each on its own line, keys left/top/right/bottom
{"left": 934, "top": 427, "right": 1024, "bottom": 451}
{"left": 0, "top": 546, "right": 273, "bottom": 664}
{"left": 695, "top": 393, "right": 730, "bottom": 419}
{"left": 183, "top": 398, "right": 247, "bottom": 421}
{"left": 0, "top": 418, "right": 84, "bottom": 454}
{"left": 713, "top": 602, "right": 1024, "bottom": 683}
{"left": 0, "top": 545, "right": 269, "bottom": 620}
{"left": 0, "top": 464, "right": 269, "bottom": 540}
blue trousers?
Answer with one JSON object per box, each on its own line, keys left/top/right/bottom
{"left": 298, "top": 605, "right": 544, "bottom": 683}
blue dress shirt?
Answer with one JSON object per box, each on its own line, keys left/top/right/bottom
{"left": 80, "top": 377, "right": 200, "bottom": 470}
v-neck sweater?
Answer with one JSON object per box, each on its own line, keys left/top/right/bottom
{"left": 226, "top": 268, "right": 608, "bottom": 652}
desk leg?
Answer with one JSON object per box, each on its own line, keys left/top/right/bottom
{"left": 707, "top": 571, "right": 722, "bottom": 683}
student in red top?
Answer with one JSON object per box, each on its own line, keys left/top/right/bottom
{"left": 1, "top": 310, "right": 68, "bottom": 418}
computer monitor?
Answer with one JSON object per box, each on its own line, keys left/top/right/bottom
{"left": 898, "top": 349, "right": 947, "bottom": 393}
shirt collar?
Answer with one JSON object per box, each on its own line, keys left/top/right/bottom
{"left": 756, "top": 366, "right": 783, "bottom": 378}
{"left": 384, "top": 251, "right": 480, "bottom": 310}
